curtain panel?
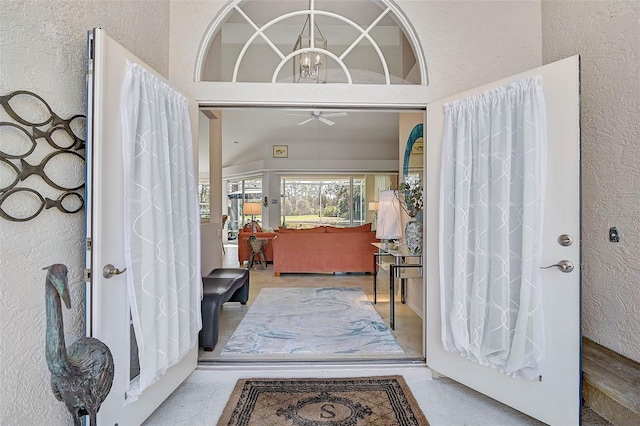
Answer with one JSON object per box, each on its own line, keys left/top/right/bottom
{"left": 121, "top": 62, "right": 202, "bottom": 400}
{"left": 439, "top": 76, "right": 547, "bottom": 380}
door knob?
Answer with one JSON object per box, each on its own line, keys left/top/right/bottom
{"left": 540, "top": 260, "right": 574, "bottom": 273}
{"left": 103, "top": 264, "right": 127, "bottom": 278}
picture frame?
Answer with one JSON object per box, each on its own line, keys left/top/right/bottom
{"left": 273, "top": 145, "right": 288, "bottom": 158}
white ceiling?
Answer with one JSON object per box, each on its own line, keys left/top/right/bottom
{"left": 214, "top": 108, "right": 402, "bottom": 167}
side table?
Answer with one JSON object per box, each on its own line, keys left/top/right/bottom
{"left": 247, "top": 237, "right": 268, "bottom": 269}
{"left": 371, "top": 242, "right": 422, "bottom": 330}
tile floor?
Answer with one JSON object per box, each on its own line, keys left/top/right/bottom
{"left": 146, "top": 242, "right": 608, "bottom": 425}
{"left": 144, "top": 365, "right": 543, "bottom": 425}
{"left": 200, "top": 243, "right": 423, "bottom": 362}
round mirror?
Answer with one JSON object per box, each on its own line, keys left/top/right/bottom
{"left": 403, "top": 123, "right": 423, "bottom": 179}
{"left": 400, "top": 123, "right": 423, "bottom": 219}
{"left": 403, "top": 122, "right": 423, "bottom": 188}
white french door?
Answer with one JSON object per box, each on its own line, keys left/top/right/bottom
{"left": 425, "top": 56, "right": 581, "bottom": 425}
{"left": 85, "top": 28, "right": 199, "bottom": 425}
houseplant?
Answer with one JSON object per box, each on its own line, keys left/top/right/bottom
{"left": 398, "top": 175, "right": 423, "bottom": 219}
{"left": 397, "top": 175, "right": 423, "bottom": 254}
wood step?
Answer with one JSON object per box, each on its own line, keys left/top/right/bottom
{"left": 582, "top": 338, "right": 640, "bottom": 425}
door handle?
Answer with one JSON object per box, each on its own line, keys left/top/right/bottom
{"left": 103, "top": 264, "right": 127, "bottom": 278}
{"left": 540, "top": 260, "right": 574, "bottom": 273}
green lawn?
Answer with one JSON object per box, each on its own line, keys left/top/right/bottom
{"left": 282, "top": 215, "right": 351, "bottom": 228}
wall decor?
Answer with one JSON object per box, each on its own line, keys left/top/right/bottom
{"left": 273, "top": 144, "right": 288, "bottom": 158}
{"left": 0, "top": 90, "right": 86, "bottom": 222}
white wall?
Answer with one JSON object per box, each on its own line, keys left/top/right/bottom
{"left": 0, "top": 1, "right": 170, "bottom": 424}
{"left": 199, "top": 111, "right": 223, "bottom": 275}
{"left": 399, "top": 112, "right": 425, "bottom": 318}
{"left": 542, "top": 0, "right": 640, "bottom": 363}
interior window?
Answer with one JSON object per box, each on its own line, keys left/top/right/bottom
{"left": 200, "top": 0, "right": 422, "bottom": 85}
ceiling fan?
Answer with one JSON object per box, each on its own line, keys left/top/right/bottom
{"left": 288, "top": 110, "right": 348, "bottom": 126}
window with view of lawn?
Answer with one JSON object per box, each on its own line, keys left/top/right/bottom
{"left": 281, "top": 176, "right": 365, "bottom": 228}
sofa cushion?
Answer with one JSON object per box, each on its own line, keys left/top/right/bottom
{"left": 325, "top": 223, "right": 372, "bottom": 233}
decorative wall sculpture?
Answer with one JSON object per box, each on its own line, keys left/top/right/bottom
{"left": 0, "top": 91, "right": 85, "bottom": 222}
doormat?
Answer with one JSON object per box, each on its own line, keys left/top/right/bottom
{"left": 217, "top": 375, "right": 428, "bottom": 426}
{"left": 220, "top": 287, "right": 404, "bottom": 359}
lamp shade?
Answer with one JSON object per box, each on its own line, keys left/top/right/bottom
{"left": 368, "top": 202, "right": 379, "bottom": 211}
{"left": 375, "top": 190, "right": 402, "bottom": 240}
{"left": 243, "top": 202, "right": 261, "bottom": 215}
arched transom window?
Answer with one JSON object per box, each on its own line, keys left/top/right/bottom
{"left": 198, "top": 0, "right": 426, "bottom": 85}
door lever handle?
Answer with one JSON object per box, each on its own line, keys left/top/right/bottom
{"left": 540, "top": 260, "right": 574, "bottom": 273}
{"left": 103, "top": 264, "right": 127, "bottom": 278}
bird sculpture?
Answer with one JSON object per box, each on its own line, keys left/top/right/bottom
{"left": 44, "top": 264, "right": 114, "bottom": 426}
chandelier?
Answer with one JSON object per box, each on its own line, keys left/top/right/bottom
{"left": 293, "top": 12, "right": 327, "bottom": 83}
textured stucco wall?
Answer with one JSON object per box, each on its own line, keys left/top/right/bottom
{"left": 0, "top": 1, "right": 170, "bottom": 424}
{"left": 542, "top": 0, "right": 640, "bottom": 363}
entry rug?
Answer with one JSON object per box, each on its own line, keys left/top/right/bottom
{"left": 217, "top": 376, "right": 429, "bottom": 426}
{"left": 221, "top": 287, "right": 404, "bottom": 359}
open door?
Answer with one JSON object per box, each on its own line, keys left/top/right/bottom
{"left": 425, "top": 56, "right": 581, "bottom": 425}
{"left": 85, "top": 28, "right": 199, "bottom": 425}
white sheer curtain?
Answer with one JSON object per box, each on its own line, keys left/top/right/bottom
{"left": 439, "top": 76, "right": 547, "bottom": 380}
{"left": 121, "top": 62, "right": 202, "bottom": 400}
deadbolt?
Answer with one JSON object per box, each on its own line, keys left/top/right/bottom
{"left": 558, "top": 234, "right": 573, "bottom": 247}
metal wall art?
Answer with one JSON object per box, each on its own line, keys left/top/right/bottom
{"left": 0, "top": 91, "right": 86, "bottom": 222}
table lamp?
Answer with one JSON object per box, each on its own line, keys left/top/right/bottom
{"left": 243, "top": 202, "right": 262, "bottom": 238}
{"left": 375, "top": 190, "right": 401, "bottom": 248}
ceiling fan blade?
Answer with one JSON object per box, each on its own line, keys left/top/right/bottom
{"left": 297, "top": 117, "right": 315, "bottom": 126}
{"left": 322, "top": 112, "right": 347, "bottom": 118}
{"left": 287, "top": 113, "right": 311, "bottom": 117}
{"left": 318, "top": 117, "right": 336, "bottom": 126}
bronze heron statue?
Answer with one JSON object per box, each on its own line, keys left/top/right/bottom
{"left": 44, "top": 264, "right": 114, "bottom": 426}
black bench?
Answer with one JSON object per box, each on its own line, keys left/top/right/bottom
{"left": 199, "top": 268, "right": 250, "bottom": 351}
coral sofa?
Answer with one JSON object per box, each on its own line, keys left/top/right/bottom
{"left": 271, "top": 224, "right": 379, "bottom": 275}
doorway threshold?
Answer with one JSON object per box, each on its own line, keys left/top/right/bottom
{"left": 197, "top": 357, "right": 426, "bottom": 371}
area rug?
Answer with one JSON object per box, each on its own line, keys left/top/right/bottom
{"left": 217, "top": 376, "right": 429, "bottom": 426}
{"left": 220, "top": 287, "right": 404, "bottom": 359}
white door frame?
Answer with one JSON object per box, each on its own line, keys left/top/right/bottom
{"left": 193, "top": 100, "right": 429, "bottom": 363}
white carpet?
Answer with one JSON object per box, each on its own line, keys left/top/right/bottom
{"left": 220, "top": 287, "right": 405, "bottom": 359}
